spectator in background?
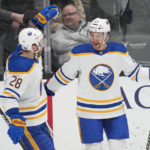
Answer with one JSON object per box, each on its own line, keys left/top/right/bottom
{"left": 50, "top": 0, "right": 86, "bottom": 36}
{"left": 51, "top": 3, "right": 89, "bottom": 71}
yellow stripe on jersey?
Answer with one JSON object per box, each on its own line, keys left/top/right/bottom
{"left": 2, "top": 91, "right": 16, "bottom": 97}
{"left": 26, "top": 110, "right": 47, "bottom": 120}
{"left": 77, "top": 96, "right": 122, "bottom": 103}
{"left": 71, "top": 52, "right": 95, "bottom": 56}
{"left": 76, "top": 105, "right": 124, "bottom": 113}
{"left": 130, "top": 65, "right": 141, "bottom": 81}
{"left": 24, "top": 127, "right": 40, "bottom": 150}
{"left": 71, "top": 51, "right": 128, "bottom": 56}
{"left": 107, "top": 51, "right": 128, "bottom": 55}
{"left": 19, "top": 98, "right": 47, "bottom": 110}
{"left": 57, "top": 69, "right": 70, "bottom": 84}
{"left": 131, "top": 74, "right": 136, "bottom": 81}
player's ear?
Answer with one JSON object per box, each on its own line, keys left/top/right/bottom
{"left": 31, "top": 44, "right": 38, "bottom": 52}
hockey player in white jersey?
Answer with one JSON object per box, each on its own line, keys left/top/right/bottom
{"left": 0, "top": 5, "right": 60, "bottom": 150}
{"left": 44, "top": 17, "right": 150, "bottom": 150}
{"left": 0, "top": 27, "right": 55, "bottom": 150}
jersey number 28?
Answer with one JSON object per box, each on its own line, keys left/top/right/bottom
{"left": 9, "top": 75, "right": 22, "bottom": 89}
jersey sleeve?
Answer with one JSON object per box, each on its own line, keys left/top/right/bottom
{"left": 0, "top": 73, "right": 31, "bottom": 112}
{"left": 47, "top": 55, "right": 79, "bottom": 92}
{"left": 121, "top": 53, "right": 150, "bottom": 82}
{"left": 134, "top": 66, "right": 150, "bottom": 82}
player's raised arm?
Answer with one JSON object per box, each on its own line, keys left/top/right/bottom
{"left": 44, "top": 49, "right": 80, "bottom": 96}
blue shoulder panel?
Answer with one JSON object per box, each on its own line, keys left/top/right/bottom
{"left": 7, "top": 45, "right": 37, "bottom": 73}
{"left": 71, "top": 43, "right": 94, "bottom": 54}
{"left": 71, "top": 42, "right": 127, "bottom": 56}
{"left": 107, "top": 42, "right": 127, "bottom": 53}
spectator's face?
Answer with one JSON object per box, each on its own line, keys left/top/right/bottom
{"left": 62, "top": 5, "right": 80, "bottom": 29}
{"left": 90, "top": 32, "right": 108, "bottom": 50}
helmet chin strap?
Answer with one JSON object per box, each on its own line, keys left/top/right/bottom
{"left": 98, "top": 33, "right": 108, "bottom": 50}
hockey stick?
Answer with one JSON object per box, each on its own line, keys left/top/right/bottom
{"left": 146, "top": 131, "right": 150, "bottom": 150}
{"left": 0, "top": 107, "right": 27, "bottom": 150}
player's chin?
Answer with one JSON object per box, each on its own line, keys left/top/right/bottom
{"left": 92, "top": 44, "right": 101, "bottom": 50}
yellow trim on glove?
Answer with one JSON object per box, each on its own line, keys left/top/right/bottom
{"left": 35, "top": 13, "right": 47, "bottom": 24}
{"left": 12, "top": 119, "right": 26, "bottom": 127}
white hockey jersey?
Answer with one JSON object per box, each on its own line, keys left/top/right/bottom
{"left": 47, "top": 42, "right": 150, "bottom": 119}
{"left": 0, "top": 47, "right": 47, "bottom": 126}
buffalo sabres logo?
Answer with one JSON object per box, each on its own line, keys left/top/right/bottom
{"left": 89, "top": 64, "right": 114, "bottom": 91}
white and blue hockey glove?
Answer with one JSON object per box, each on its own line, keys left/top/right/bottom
{"left": 32, "top": 5, "right": 60, "bottom": 29}
{"left": 6, "top": 109, "right": 26, "bottom": 144}
{"left": 44, "top": 82, "right": 55, "bottom": 96}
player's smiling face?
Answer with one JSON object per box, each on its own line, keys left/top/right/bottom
{"left": 90, "top": 32, "right": 107, "bottom": 50}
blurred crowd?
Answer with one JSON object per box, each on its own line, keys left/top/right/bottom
{"left": 0, "top": 0, "right": 150, "bottom": 80}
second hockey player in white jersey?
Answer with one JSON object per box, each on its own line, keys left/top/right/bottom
{"left": 45, "top": 18, "right": 150, "bottom": 150}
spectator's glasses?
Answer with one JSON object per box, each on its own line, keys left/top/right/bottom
{"left": 62, "top": 12, "right": 78, "bottom": 18}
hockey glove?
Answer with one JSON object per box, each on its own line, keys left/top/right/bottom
{"left": 44, "top": 82, "right": 55, "bottom": 96}
{"left": 7, "top": 114, "right": 26, "bottom": 144}
{"left": 32, "top": 5, "right": 60, "bottom": 29}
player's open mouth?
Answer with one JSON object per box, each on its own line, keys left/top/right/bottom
{"left": 93, "top": 42, "right": 100, "bottom": 46}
